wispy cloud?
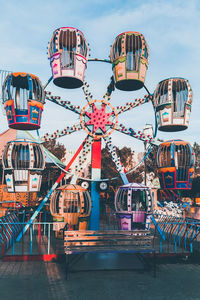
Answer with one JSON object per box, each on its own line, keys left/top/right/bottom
{"left": 0, "top": 0, "right": 200, "bottom": 151}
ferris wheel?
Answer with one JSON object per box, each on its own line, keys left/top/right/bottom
{"left": 0, "top": 27, "right": 194, "bottom": 233}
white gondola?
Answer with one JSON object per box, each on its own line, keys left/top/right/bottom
{"left": 48, "top": 27, "right": 89, "bottom": 88}
{"left": 153, "top": 78, "right": 193, "bottom": 131}
{"left": 2, "top": 139, "right": 45, "bottom": 192}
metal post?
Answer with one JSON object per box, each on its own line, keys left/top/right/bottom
{"left": 48, "top": 223, "right": 50, "bottom": 255}
{"left": 30, "top": 225, "right": 33, "bottom": 255}
{"left": 144, "top": 141, "right": 147, "bottom": 185}
{"left": 90, "top": 139, "right": 101, "bottom": 230}
{"left": 143, "top": 124, "right": 153, "bottom": 186}
{"left": 44, "top": 211, "right": 47, "bottom": 236}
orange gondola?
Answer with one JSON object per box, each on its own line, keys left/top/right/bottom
{"left": 50, "top": 184, "right": 91, "bottom": 231}
{"left": 157, "top": 140, "right": 195, "bottom": 189}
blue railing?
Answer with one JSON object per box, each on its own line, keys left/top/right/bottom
{"left": 152, "top": 214, "right": 200, "bottom": 253}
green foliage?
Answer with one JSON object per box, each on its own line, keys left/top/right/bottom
{"left": 101, "top": 146, "right": 144, "bottom": 191}
{"left": 181, "top": 176, "right": 200, "bottom": 198}
{"left": 193, "top": 142, "right": 200, "bottom": 157}
{"left": 40, "top": 140, "right": 67, "bottom": 196}
{"left": 145, "top": 145, "right": 158, "bottom": 175}
{"left": 193, "top": 142, "right": 200, "bottom": 173}
{"left": 43, "top": 139, "right": 66, "bottom": 162}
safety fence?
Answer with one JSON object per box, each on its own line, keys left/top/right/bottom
{"left": 1, "top": 210, "right": 200, "bottom": 258}
{"left": 0, "top": 221, "right": 63, "bottom": 258}
{"left": 152, "top": 214, "right": 200, "bottom": 254}
{"left": 0, "top": 213, "right": 22, "bottom": 256}
{"left": 0, "top": 209, "right": 150, "bottom": 257}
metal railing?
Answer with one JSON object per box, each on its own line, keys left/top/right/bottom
{"left": 0, "top": 221, "right": 61, "bottom": 257}
{"left": 2, "top": 210, "right": 200, "bottom": 257}
{"left": 152, "top": 214, "right": 200, "bottom": 253}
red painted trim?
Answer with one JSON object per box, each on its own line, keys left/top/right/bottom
{"left": 56, "top": 140, "right": 85, "bottom": 184}
{"left": 162, "top": 173, "right": 166, "bottom": 189}
{"left": 9, "top": 121, "right": 40, "bottom": 126}
{"left": 3, "top": 254, "right": 59, "bottom": 262}
{"left": 75, "top": 53, "right": 87, "bottom": 61}
{"left": 92, "top": 139, "right": 101, "bottom": 169}
{"left": 170, "top": 190, "right": 182, "bottom": 202}
{"left": 27, "top": 104, "right": 30, "bottom": 123}
{"left": 175, "top": 181, "right": 190, "bottom": 183}
{"left": 12, "top": 114, "right": 28, "bottom": 117}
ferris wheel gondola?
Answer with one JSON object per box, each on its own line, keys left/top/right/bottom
{"left": 153, "top": 77, "right": 193, "bottom": 132}
{"left": 156, "top": 139, "right": 195, "bottom": 189}
{"left": 0, "top": 26, "right": 195, "bottom": 238}
{"left": 48, "top": 27, "right": 89, "bottom": 89}
{"left": 2, "top": 72, "right": 45, "bottom": 130}
{"left": 2, "top": 139, "right": 45, "bottom": 193}
{"left": 110, "top": 31, "right": 149, "bottom": 91}
{"left": 115, "top": 183, "right": 152, "bottom": 230}
{"left": 50, "top": 184, "right": 91, "bottom": 231}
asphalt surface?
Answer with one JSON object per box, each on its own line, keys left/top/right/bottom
{"left": 1, "top": 255, "right": 200, "bottom": 300}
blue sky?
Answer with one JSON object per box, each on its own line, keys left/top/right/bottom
{"left": 0, "top": 0, "right": 200, "bottom": 153}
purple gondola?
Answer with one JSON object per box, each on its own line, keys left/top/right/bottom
{"left": 115, "top": 183, "right": 152, "bottom": 230}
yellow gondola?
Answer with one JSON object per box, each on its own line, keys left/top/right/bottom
{"left": 110, "top": 31, "right": 149, "bottom": 91}
{"left": 50, "top": 184, "right": 91, "bottom": 232}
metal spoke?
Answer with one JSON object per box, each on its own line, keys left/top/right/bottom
{"left": 104, "top": 136, "right": 129, "bottom": 184}
{"left": 82, "top": 81, "right": 93, "bottom": 102}
{"left": 75, "top": 135, "right": 93, "bottom": 174}
{"left": 88, "top": 58, "right": 111, "bottom": 64}
{"left": 43, "top": 76, "right": 53, "bottom": 89}
{"left": 115, "top": 123, "right": 160, "bottom": 146}
{"left": 45, "top": 91, "right": 81, "bottom": 114}
{"left": 116, "top": 94, "right": 152, "bottom": 115}
{"left": 42, "top": 123, "right": 82, "bottom": 141}
{"left": 103, "top": 76, "right": 115, "bottom": 101}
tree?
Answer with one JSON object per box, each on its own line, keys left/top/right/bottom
{"left": 40, "top": 140, "right": 67, "bottom": 196}
{"left": 145, "top": 145, "right": 158, "bottom": 175}
{"left": 193, "top": 142, "right": 200, "bottom": 174}
{"left": 43, "top": 139, "right": 66, "bottom": 162}
{"left": 101, "top": 146, "right": 144, "bottom": 192}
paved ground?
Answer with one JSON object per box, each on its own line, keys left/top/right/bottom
{"left": 1, "top": 255, "right": 200, "bottom": 300}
